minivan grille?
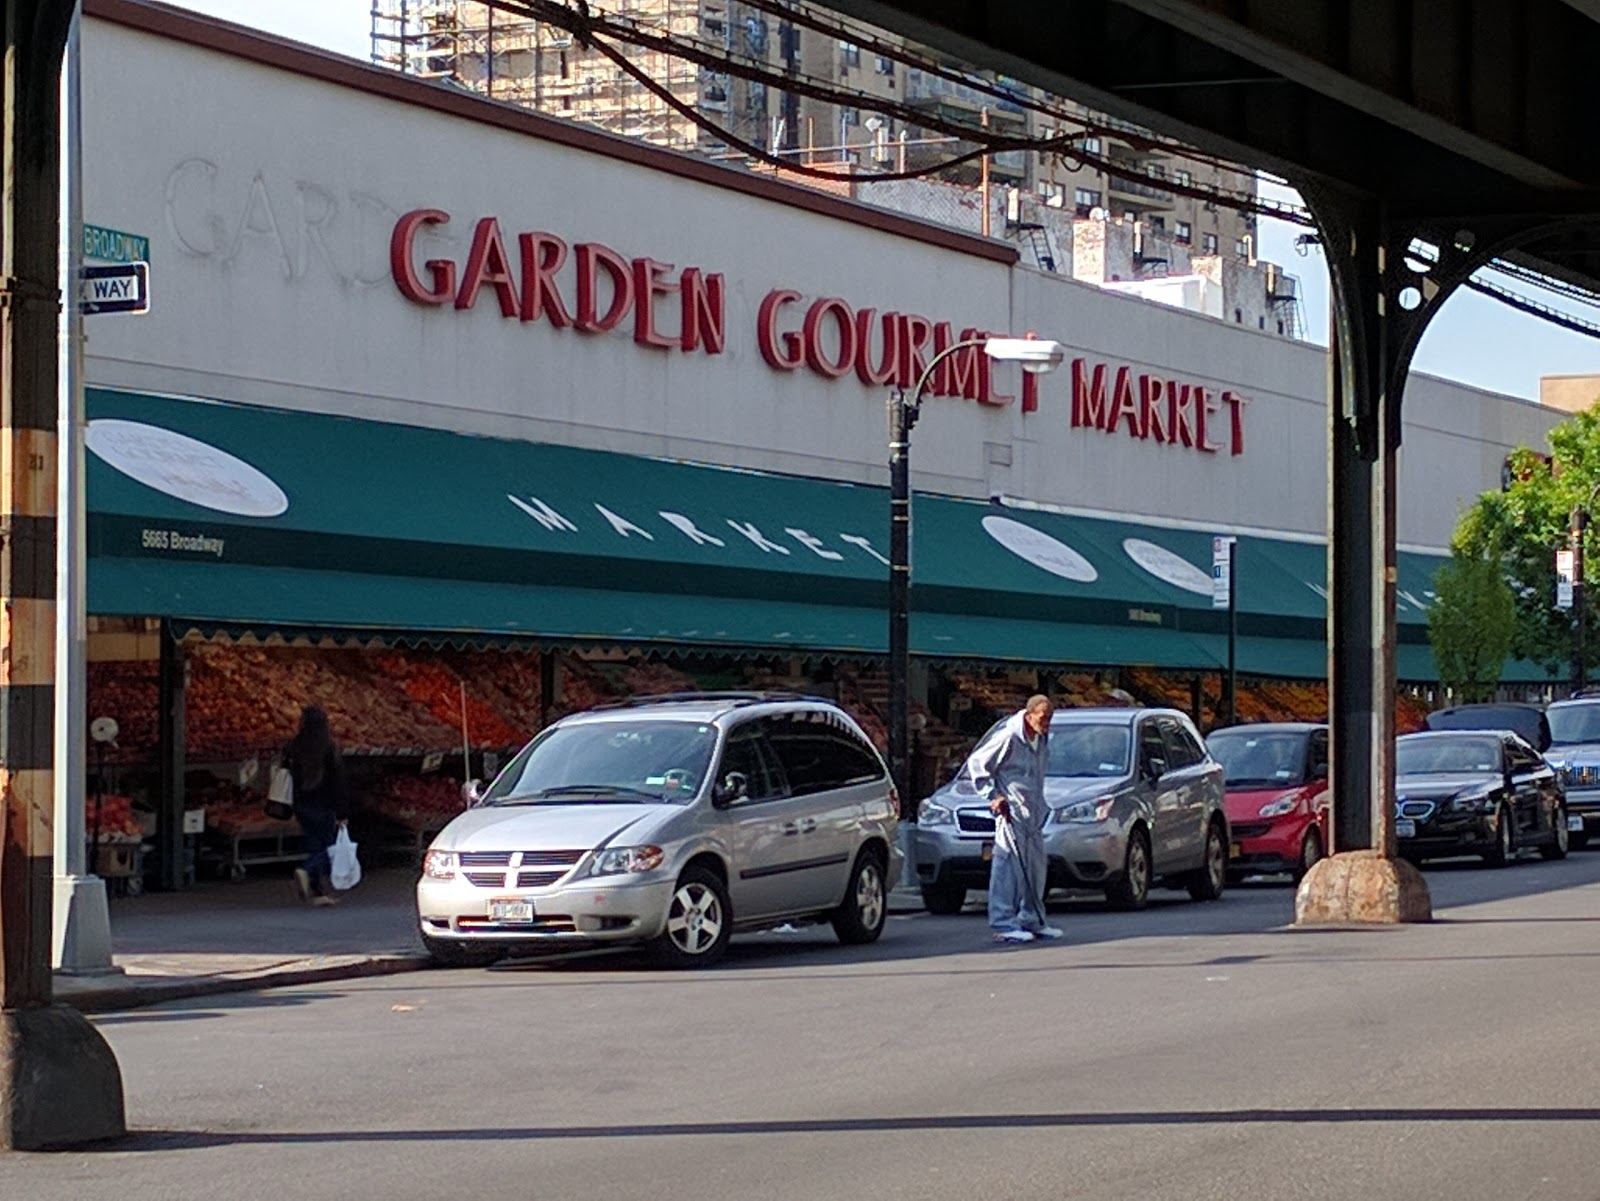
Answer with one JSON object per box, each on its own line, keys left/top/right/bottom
{"left": 459, "top": 850, "right": 587, "bottom": 888}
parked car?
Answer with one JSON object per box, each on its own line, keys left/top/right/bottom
{"left": 416, "top": 693, "right": 900, "bottom": 969}
{"left": 1205, "top": 722, "right": 1329, "bottom": 881}
{"left": 1394, "top": 729, "right": 1570, "bottom": 866}
{"left": 913, "top": 707, "right": 1230, "bottom": 913}
{"left": 1425, "top": 702, "right": 1551, "bottom": 752}
{"left": 1543, "top": 696, "right": 1600, "bottom": 849}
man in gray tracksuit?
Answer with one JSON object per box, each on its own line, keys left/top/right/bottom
{"left": 963, "top": 694, "right": 1064, "bottom": 943}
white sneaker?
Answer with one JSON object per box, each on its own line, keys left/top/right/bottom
{"left": 1032, "top": 925, "right": 1065, "bottom": 940}
{"left": 993, "top": 929, "right": 1035, "bottom": 943}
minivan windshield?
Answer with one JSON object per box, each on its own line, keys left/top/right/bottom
{"left": 485, "top": 720, "right": 717, "bottom": 804}
{"left": 1047, "top": 723, "right": 1131, "bottom": 777}
{"left": 1396, "top": 735, "right": 1502, "bottom": 777}
{"left": 1206, "top": 729, "right": 1309, "bottom": 787}
{"left": 1549, "top": 702, "right": 1600, "bottom": 747}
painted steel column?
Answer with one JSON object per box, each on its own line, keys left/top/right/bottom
{"left": 1328, "top": 337, "right": 1375, "bottom": 852}
{"left": 0, "top": 0, "right": 125, "bottom": 1152}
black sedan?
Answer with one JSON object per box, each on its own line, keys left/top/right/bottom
{"left": 1394, "top": 730, "right": 1571, "bottom": 866}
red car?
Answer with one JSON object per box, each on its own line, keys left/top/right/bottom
{"left": 1205, "top": 723, "right": 1330, "bottom": 881}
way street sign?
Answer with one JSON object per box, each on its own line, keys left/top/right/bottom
{"left": 80, "top": 262, "right": 149, "bottom": 315}
{"left": 82, "top": 223, "right": 149, "bottom": 265}
{"left": 1557, "top": 548, "right": 1575, "bottom": 610}
{"left": 1211, "top": 535, "right": 1235, "bottom": 610}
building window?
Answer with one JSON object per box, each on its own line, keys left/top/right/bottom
{"left": 1149, "top": 215, "right": 1166, "bottom": 231}
{"left": 1202, "top": 232, "right": 1219, "bottom": 254}
{"left": 1038, "top": 180, "right": 1065, "bottom": 207}
{"left": 1081, "top": 136, "right": 1102, "bottom": 155}
{"left": 875, "top": 55, "right": 895, "bottom": 75}
{"left": 1234, "top": 308, "right": 1243, "bottom": 323}
{"left": 839, "top": 40, "right": 861, "bottom": 66}
{"left": 1148, "top": 163, "right": 1165, "bottom": 179}
{"left": 1175, "top": 221, "right": 1192, "bottom": 243}
{"left": 1123, "top": 210, "right": 1138, "bottom": 224}
{"left": 1235, "top": 238, "right": 1250, "bottom": 258}
{"left": 1074, "top": 188, "right": 1100, "bottom": 215}
{"left": 1175, "top": 169, "right": 1192, "bottom": 188}
{"left": 1277, "top": 319, "right": 1286, "bottom": 335}
{"left": 1258, "top": 316, "right": 1266, "bottom": 329}
{"left": 840, "top": 106, "right": 859, "bottom": 127}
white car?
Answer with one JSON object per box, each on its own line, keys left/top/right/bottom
{"left": 417, "top": 693, "right": 900, "bottom": 968}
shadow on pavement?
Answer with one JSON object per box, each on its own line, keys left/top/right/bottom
{"left": 93, "top": 1104, "right": 1600, "bottom": 1151}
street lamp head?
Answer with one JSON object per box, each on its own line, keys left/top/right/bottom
{"left": 983, "top": 337, "right": 1065, "bottom": 374}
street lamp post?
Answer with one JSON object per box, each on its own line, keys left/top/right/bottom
{"left": 1570, "top": 481, "right": 1600, "bottom": 697}
{"left": 886, "top": 336, "right": 1064, "bottom": 816}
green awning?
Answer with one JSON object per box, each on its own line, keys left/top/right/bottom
{"left": 82, "top": 387, "right": 1455, "bottom": 677}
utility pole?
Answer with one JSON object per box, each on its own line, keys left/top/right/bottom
{"left": 1573, "top": 507, "right": 1588, "bottom": 697}
{"left": 0, "top": 0, "right": 124, "bottom": 1150}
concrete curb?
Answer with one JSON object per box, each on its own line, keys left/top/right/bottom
{"left": 57, "top": 953, "right": 435, "bottom": 1014}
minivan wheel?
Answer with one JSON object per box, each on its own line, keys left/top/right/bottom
{"left": 1541, "top": 807, "right": 1571, "bottom": 861}
{"left": 652, "top": 865, "right": 731, "bottom": 968}
{"left": 831, "top": 851, "right": 888, "bottom": 945}
{"left": 920, "top": 880, "right": 968, "bottom": 916}
{"left": 1186, "top": 820, "right": 1228, "bottom": 901}
{"left": 1105, "top": 827, "right": 1151, "bottom": 911}
{"left": 422, "top": 933, "right": 505, "bottom": 969}
{"left": 1482, "top": 805, "right": 1514, "bottom": 868}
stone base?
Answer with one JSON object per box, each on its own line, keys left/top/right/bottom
{"left": 1294, "top": 850, "right": 1433, "bottom": 925}
{"left": 0, "top": 1005, "right": 125, "bottom": 1150}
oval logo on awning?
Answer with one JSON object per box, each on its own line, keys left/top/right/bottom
{"left": 981, "top": 515, "right": 1097, "bottom": 583}
{"left": 1122, "top": 538, "right": 1212, "bottom": 596}
{"left": 86, "top": 419, "right": 288, "bottom": 517}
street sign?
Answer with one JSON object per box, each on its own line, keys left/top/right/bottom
{"left": 79, "top": 262, "right": 148, "bottom": 315}
{"left": 1212, "top": 535, "right": 1235, "bottom": 610}
{"left": 1557, "top": 548, "right": 1575, "bottom": 610}
{"left": 82, "top": 223, "right": 150, "bottom": 265}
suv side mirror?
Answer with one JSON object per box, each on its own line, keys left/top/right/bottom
{"left": 462, "top": 778, "right": 484, "bottom": 807}
{"left": 713, "top": 771, "right": 749, "bottom": 808}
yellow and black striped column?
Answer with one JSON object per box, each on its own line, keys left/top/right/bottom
{"left": 0, "top": 0, "right": 77, "bottom": 1012}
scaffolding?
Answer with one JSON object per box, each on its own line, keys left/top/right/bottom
{"left": 371, "top": 0, "right": 744, "bottom": 153}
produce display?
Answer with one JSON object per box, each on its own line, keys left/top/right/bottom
{"left": 369, "top": 772, "right": 469, "bottom": 832}
{"left": 193, "top": 777, "right": 294, "bottom": 835}
{"left": 373, "top": 652, "right": 523, "bottom": 748}
{"left": 88, "top": 793, "right": 143, "bottom": 842}
{"left": 85, "top": 661, "right": 159, "bottom": 764}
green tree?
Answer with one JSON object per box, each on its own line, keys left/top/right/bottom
{"left": 1427, "top": 550, "right": 1517, "bottom": 701}
{"left": 1452, "top": 400, "right": 1600, "bottom": 678}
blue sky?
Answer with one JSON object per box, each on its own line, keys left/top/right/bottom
{"left": 172, "top": 0, "right": 1598, "bottom": 402}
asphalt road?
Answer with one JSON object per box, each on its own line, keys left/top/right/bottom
{"left": 10, "top": 851, "right": 1600, "bottom": 1201}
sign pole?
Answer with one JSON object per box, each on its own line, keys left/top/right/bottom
{"left": 1227, "top": 539, "right": 1238, "bottom": 726}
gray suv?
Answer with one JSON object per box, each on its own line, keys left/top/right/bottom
{"left": 1544, "top": 697, "right": 1600, "bottom": 849}
{"left": 418, "top": 693, "right": 900, "bottom": 968}
{"left": 913, "top": 707, "right": 1229, "bottom": 912}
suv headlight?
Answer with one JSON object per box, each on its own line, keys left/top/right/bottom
{"left": 1450, "top": 787, "right": 1496, "bottom": 812}
{"left": 1258, "top": 797, "right": 1297, "bottom": 818}
{"left": 423, "top": 850, "right": 458, "bottom": 880}
{"left": 1054, "top": 795, "right": 1116, "bottom": 824}
{"left": 591, "top": 845, "right": 666, "bottom": 876}
{"left": 918, "top": 799, "right": 955, "bottom": 827}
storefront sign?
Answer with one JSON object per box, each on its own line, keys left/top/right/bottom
{"left": 1073, "top": 359, "right": 1248, "bottom": 456}
{"left": 391, "top": 211, "right": 1248, "bottom": 443}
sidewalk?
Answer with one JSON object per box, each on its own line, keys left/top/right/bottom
{"left": 54, "top": 866, "right": 433, "bottom": 1013}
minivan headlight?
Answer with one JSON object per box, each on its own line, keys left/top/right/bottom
{"left": 423, "top": 850, "right": 458, "bottom": 880}
{"left": 918, "top": 799, "right": 955, "bottom": 827}
{"left": 591, "top": 845, "right": 666, "bottom": 876}
{"left": 1054, "top": 795, "right": 1115, "bottom": 824}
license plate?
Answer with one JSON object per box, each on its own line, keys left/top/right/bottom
{"left": 981, "top": 840, "right": 994, "bottom": 862}
{"left": 1229, "top": 842, "right": 1242, "bottom": 859}
{"left": 1395, "top": 819, "right": 1416, "bottom": 839}
{"left": 1569, "top": 814, "right": 1585, "bottom": 832}
{"left": 489, "top": 898, "right": 535, "bottom": 923}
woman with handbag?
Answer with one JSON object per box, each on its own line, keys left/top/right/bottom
{"left": 283, "top": 705, "right": 349, "bottom": 907}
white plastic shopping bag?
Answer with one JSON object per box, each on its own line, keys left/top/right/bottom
{"left": 330, "top": 827, "right": 362, "bottom": 891}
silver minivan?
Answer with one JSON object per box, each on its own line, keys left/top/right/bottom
{"left": 417, "top": 693, "right": 901, "bottom": 968}
{"left": 913, "top": 707, "right": 1229, "bottom": 912}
